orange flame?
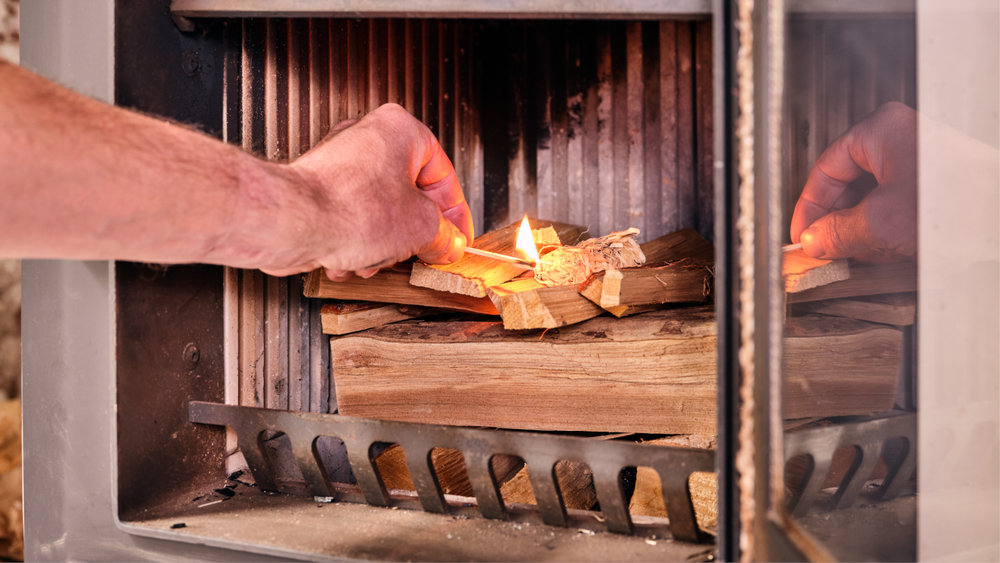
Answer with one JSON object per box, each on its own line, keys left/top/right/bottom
{"left": 514, "top": 215, "right": 540, "bottom": 266}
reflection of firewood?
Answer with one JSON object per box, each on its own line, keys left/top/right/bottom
{"left": 783, "top": 249, "right": 849, "bottom": 293}
{"left": 410, "top": 220, "right": 589, "bottom": 298}
{"left": 320, "top": 302, "right": 436, "bottom": 335}
{"left": 786, "top": 260, "right": 917, "bottom": 304}
{"left": 793, "top": 292, "right": 916, "bottom": 326}
{"left": 578, "top": 229, "right": 715, "bottom": 315}
{"left": 334, "top": 308, "right": 902, "bottom": 434}
{"left": 534, "top": 228, "right": 645, "bottom": 287}
{"left": 303, "top": 263, "right": 498, "bottom": 315}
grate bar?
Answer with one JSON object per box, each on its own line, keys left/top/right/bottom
{"left": 189, "top": 401, "right": 715, "bottom": 542}
{"left": 783, "top": 413, "right": 917, "bottom": 518}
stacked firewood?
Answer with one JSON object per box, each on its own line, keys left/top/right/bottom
{"left": 301, "top": 218, "right": 915, "bottom": 535}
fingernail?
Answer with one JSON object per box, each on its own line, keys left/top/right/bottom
{"left": 800, "top": 229, "right": 825, "bottom": 258}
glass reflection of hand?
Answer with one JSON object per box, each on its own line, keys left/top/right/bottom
{"left": 791, "top": 102, "right": 917, "bottom": 261}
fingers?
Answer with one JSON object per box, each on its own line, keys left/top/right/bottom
{"left": 416, "top": 217, "right": 467, "bottom": 265}
{"left": 413, "top": 120, "right": 475, "bottom": 245}
{"left": 798, "top": 206, "right": 872, "bottom": 260}
{"left": 790, "top": 133, "right": 869, "bottom": 242}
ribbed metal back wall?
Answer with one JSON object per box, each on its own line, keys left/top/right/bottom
{"left": 221, "top": 17, "right": 713, "bottom": 416}
{"left": 223, "top": 18, "right": 714, "bottom": 242}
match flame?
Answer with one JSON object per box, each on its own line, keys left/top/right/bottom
{"left": 514, "top": 215, "right": 540, "bottom": 266}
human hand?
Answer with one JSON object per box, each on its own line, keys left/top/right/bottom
{"left": 254, "top": 103, "right": 473, "bottom": 280}
{"left": 790, "top": 102, "right": 917, "bottom": 261}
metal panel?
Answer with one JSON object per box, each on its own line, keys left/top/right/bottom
{"left": 171, "top": 0, "right": 712, "bottom": 19}
{"left": 186, "top": 401, "right": 716, "bottom": 542}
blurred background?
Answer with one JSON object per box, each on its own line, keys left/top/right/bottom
{"left": 0, "top": 0, "right": 24, "bottom": 560}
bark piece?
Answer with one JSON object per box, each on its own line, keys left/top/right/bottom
{"left": 534, "top": 228, "right": 645, "bottom": 287}
{"left": 783, "top": 248, "right": 850, "bottom": 293}
{"left": 488, "top": 278, "right": 605, "bottom": 330}
{"left": 794, "top": 292, "right": 916, "bottom": 326}
{"left": 320, "top": 301, "right": 437, "bottom": 335}
{"left": 786, "top": 260, "right": 917, "bottom": 304}
{"left": 333, "top": 308, "right": 901, "bottom": 434}
{"left": 303, "top": 263, "right": 498, "bottom": 316}
{"left": 409, "top": 220, "right": 589, "bottom": 298}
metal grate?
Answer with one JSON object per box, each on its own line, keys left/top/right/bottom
{"left": 189, "top": 401, "right": 716, "bottom": 543}
{"left": 784, "top": 413, "right": 917, "bottom": 517}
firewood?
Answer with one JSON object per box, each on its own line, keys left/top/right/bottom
{"left": 534, "top": 228, "right": 645, "bottom": 287}
{"left": 320, "top": 301, "right": 437, "bottom": 336}
{"left": 786, "top": 260, "right": 917, "bottom": 304}
{"left": 500, "top": 460, "right": 598, "bottom": 510}
{"left": 793, "top": 292, "right": 916, "bottom": 326}
{"left": 579, "top": 261, "right": 713, "bottom": 310}
{"left": 578, "top": 229, "right": 715, "bottom": 313}
{"left": 373, "top": 445, "right": 524, "bottom": 497}
{"left": 628, "top": 436, "right": 717, "bottom": 532}
{"left": 639, "top": 228, "right": 715, "bottom": 263}
{"left": 302, "top": 263, "right": 498, "bottom": 316}
{"left": 783, "top": 248, "right": 850, "bottom": 293}
{"left": 487, "top": 278, "right": 605, "bottom": 330}
{"left": 333, "top": 308, "right": 902, "bottom": 434}
{"left": 409, "top": 220, "right": 590, "bottom": 298}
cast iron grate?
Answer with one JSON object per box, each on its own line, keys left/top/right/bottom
{"left": 784, "top": 413, "right": 917, "bottom": 517}
{"left": 189, "top": 401, "right": 716, "bottom": 542}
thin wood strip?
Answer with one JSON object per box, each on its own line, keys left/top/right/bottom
{"left": 242, "top": 19, "right": 266, "bottom": 156}
{"left": 288, "top": 274, "right": 306, "bottom": 412}
{"left": 368, "top": 18, "right": 388, "bottom": 113}
{"left": 309, "top": 298, "right": 329, "bottom": 413}
{"left": 265, "top": 18, "right": 289, "bottom": 162}
{"left": 405, "top": 19, "right": 422, "bottom": 120}
{"left": 288, "top": 18, "right": 310, "bottom": 160}
{"left": 535, "top": 24, "right": 554, "bottom": 223}
{"left": 303, "top": 267, "right": 498, "bottom": 316}
{"left": 438, "top": 20, "right": 455, "bottom": 166}
{"left": 549, "top": 23, "right": 569, "bottom": 225}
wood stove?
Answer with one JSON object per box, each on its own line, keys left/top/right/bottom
{"left": 19, "top": 0, "right": 999, "bottom": 561}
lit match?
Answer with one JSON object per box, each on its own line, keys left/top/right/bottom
{"left": 463, "top": 247, "right": 536, "bottom": 268}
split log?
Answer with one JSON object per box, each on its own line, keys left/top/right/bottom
{"left": 303, "top": 263, "right": 498, "bottom": 316}
{"left": 409, "top": 220, "right": 589, "bottom": 298}
{"left": 488, "top": 278, "right": 605, "bottom": 330}
{"left": 534, "top": 228, "right": 645, "bottom": 287}
{"left": 793, "top": 292, "right": 916, "bottom": 326}
{"left": 639, "top": 227, "right": 715, "bottom": 263}
{"left": 333, "top": 308, "right": 902, "bottom": 434}
{"left": 629, "top": 436, "right": 717, "bottom": 533}
{"left": 578, "top": 261, "right": 713, "bottom": 310}
{"left": 578, "top": 229, "right": 715, "bottom": 314}
{"left": 500, "top": 460, "right": 598, "bottom": 511}
{"left": 374, "top": 445, "right": 523, "bottom": 497}
{"left": 783, "top": 248, "right": 850, "bottom": 293}
{"left": 786, "top": 260, "right": 918, "bottom": 304}
{"left": 320, "top": 302, "right": 437, "bottom": 335}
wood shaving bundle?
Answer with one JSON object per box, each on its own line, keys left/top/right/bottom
{"left": 534, "top": 228, "right": 645, "bottom": 286}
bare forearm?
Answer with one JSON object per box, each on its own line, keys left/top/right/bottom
{"left": 0, "top": 60, "right": 470, "bottom": 277}
{"left": 0, "top": 60, "right": 312, "bottom": 267}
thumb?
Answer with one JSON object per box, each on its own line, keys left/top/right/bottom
{"left": 416, "top": 217, "right": 467, "bottom": 265}
{"left": 799, "top": 206, "right": 872, "bottom": 260}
